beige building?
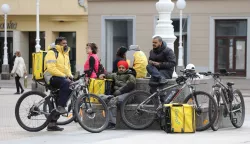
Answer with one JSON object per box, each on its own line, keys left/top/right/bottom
{"left": 0, "top": 0, "right": 88, "bottom": 74}
{"left": 88, "top": 0, "right": 250, "bottom": 78}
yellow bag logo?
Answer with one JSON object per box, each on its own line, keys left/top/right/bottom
{"left": 174, "top": 109, "right": 181, "bottom": 125}
{"left": 36, "top": 55, "right": 40, "bottom": 70}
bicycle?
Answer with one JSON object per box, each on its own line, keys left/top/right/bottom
{"left": 199, "top": 69, "right": 245, "bottom": 131}
{"left": 15, "top": 74, "right": 109, "bottom": 133}
{"left": 120, "top": 70, "right": 218, "bottom": 131}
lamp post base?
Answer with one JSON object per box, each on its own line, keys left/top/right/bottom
{"left": 1, "top": 64, "right": 10, "bottom": 80}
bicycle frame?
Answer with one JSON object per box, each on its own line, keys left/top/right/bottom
{"left": 212, "top": 77, "right": 240, "bottom": 114}
{"left": 137, "top": 79, "right": 195, "bottom": 114}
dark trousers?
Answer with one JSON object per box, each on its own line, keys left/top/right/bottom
{"left": 15, "top": 75, "right": 24, "bottom": 92}
{"left": 146, "top": 64, "right": 165, "bottom": 80}
{"left": 50, "top": 76, "right": 72, "bottom": 107}
{"left": 146, "top": 64, "right": 171, "bottom": 94}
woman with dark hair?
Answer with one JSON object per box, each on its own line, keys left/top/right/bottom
{"left": 84, "top": 42, "right": 100, "bottom": 78}
{"left": 112, "top": 46, "right": 128, "bottom": 73}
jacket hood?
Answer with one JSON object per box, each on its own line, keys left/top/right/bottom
{"left": 129, "top": 45, "right": 140, "bottom": 51}
{"left": 48, "top": 43, "right": 70, "bottom": 54}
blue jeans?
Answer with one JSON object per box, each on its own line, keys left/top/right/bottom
{"left": 50, "top": 76, "right": 72, "bottom": 107}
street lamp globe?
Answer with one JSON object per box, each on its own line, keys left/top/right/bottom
{"left": 176, "top": 0, "right": 186, "bottom": 10}
{"left": 1, "top": 4, "right": 10, "bottom": 14}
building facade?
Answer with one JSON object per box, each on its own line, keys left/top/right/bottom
{"left": 0, "top": 0, "right": 88, "bottom": 74}
{"left": 88, "top": 0, "right": 250, "bottom": 78}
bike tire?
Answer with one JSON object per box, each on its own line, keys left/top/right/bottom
{"left": 210, "top": 90, "right": 221, "bottom": 131}
{"left": 183, "top": 91, "right": 218, "bottom": 131}
{"left": 74, "top": 94, "right": 109, "bottom": 133}
{"left": 15, "top": 91, "right": 52, "bottom": 132}
{"left": 120, "top": 90, "right": 157, "bottom": 130}
{"left": 230, "top": 89, "right": 245, "bottom": 128}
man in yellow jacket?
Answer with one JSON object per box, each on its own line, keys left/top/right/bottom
{"left": 44, "top": 37, "right": 73, "bottom": 131}
{"left": 126, "top": 45, "right": 148, "bottom": 78}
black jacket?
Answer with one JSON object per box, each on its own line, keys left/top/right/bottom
{"left": 149, "top": 43, "right": 176, "bottom": 79}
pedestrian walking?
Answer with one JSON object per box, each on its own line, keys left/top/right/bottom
{"left": 11, "top": 51, "right": 27, "bottom": 94}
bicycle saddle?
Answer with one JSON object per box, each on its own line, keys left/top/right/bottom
{"left": 227, "top": 82, "right": 234, "bottom": 86}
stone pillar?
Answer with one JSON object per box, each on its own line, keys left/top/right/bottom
{"left": 153, "top": 0, "right": 178, "bottom": 78}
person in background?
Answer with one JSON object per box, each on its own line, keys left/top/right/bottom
{"left": 11, "top": 51, "right": 27, "bottom": 94}
{"left": 84, "top": 42, "right": 100, "bottom": 79}
{"left": 99, "top": 60, "right": 136, "bottom": 129}
{"left": 126, "top": 45, "right": 148, "bottom": 78}
{"left": 112, "top": 46, "right": 128, "bottom": 73}
{"left": 147, "top": 36, "right": 176, "bottom": 93}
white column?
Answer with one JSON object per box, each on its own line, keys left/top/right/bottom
{"left": 3, "top": 14, "right": 8, "bottom": 65}
{"left": 154, "top": 0, "right": 177, "bottom": 78}
{"left": 35, "top": 0, "right": 41, "bottom": 52}
{"left": 178, "top": 10, "right": 184, "bottom": 66}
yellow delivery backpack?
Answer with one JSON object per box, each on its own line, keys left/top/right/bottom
{"left": 161, "top": 103, "right": 196, "bottom": 133}
{"left": 88, "top": 78, "right": 113, "bottom": 103}
{"left": 32, "top": 48, "right": 58, "bottom": 81}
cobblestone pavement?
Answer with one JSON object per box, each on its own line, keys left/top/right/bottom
{"left": 0, "top": 87, "right": 249, "bottom": 144}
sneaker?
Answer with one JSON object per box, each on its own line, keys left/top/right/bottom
{"left": 47, "top": 125, "right": 64, "bottom": 131}
{"left": 14, "top": 92, "right": 20, "bottom": 94}
{"left": 57, "top": 106, "right": 67, "bottom": 114}
{"left": 106, "top": 123, "right": 116, "bottom": 130}
{"left": 21, "top": 90, "right": 24, "bottom": 94}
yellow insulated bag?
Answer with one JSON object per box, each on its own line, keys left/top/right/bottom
{"left": 32, "top": 48, "right": 58, "bottom": 81}
{"left": 88, "top": 78, "right": 113, "bottom": 103}
{"left": 161, "top": 103, "right": 196, "bottom": 133}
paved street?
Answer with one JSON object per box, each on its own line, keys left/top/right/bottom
{"left": 0, "top": 87, "right": 249, "bottom": 144}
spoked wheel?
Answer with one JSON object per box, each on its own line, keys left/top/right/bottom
{"left": 120, "top": 90, "right": 158, "bottom": 130}
{"left": 230, "top": 89, "right": 245, "bottom": 128}
{"left": 74, "top": 94, "right": 109, "bottom": 133}
{"left": 43, "top": 99, "right": 76, "bottom": 125}
{"left": 210, "top": 90, "right": 221, "bottom": 131}
{"left": 15, "top": 91, "right": 52, "bottom": 132}
{"left": 183, "top": 91, "right": 218, "bottom": 131}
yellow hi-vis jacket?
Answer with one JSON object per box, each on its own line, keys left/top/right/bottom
{"left": 126, "top": 46, "right": 148, "bottom": 78}
{"left": 44, "top": 45, "right": 72, "bottom": 78}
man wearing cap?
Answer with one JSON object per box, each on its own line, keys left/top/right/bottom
{"left": 99, "top": 60, "right": 136, "bottom": 128}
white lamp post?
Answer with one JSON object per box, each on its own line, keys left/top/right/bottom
{"left": 176, "top": 0, "right": 186, "bottom": 67}
{"left": 35, "top": 0, "right": 41, "bottom": 52}
{"left": 1, "top": 4, "right": 10, "bottom": 65}
{"left": 1, "top": 4, "right": 10, "bottom": 80}
{"left": 154, "top": 0, "right": 178, "bottom": 78}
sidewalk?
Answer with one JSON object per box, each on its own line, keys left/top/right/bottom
{"left": 0, "top": 75, "right": 249, "bottom": 96}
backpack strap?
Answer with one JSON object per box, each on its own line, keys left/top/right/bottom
{"left": 50, "top": 48, "right": 58, "bottom": 59}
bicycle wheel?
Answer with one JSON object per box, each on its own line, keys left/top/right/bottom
{"left": 183, "top": 91, "right": 218, "bottom": 131}
{"left": 210, "top": 90, "right": 221, "bottom": 131}
{"left": 120, "top": 90, "right": 158, "bottom": 130}
{"left": 43, "top": 99, "right": 76, "bottom": 125}
{"left": 74, "top": 93, "right": 109, "bottom": 133}
{"left": 230, "top": 89, "right": 245, "bottom": 128}
{"left": 15, "top": 91, "right": 52, "bottom": 132}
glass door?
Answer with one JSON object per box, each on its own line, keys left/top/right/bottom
{"left": 234, "top": 38, "right": 247, "bottom": 76}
